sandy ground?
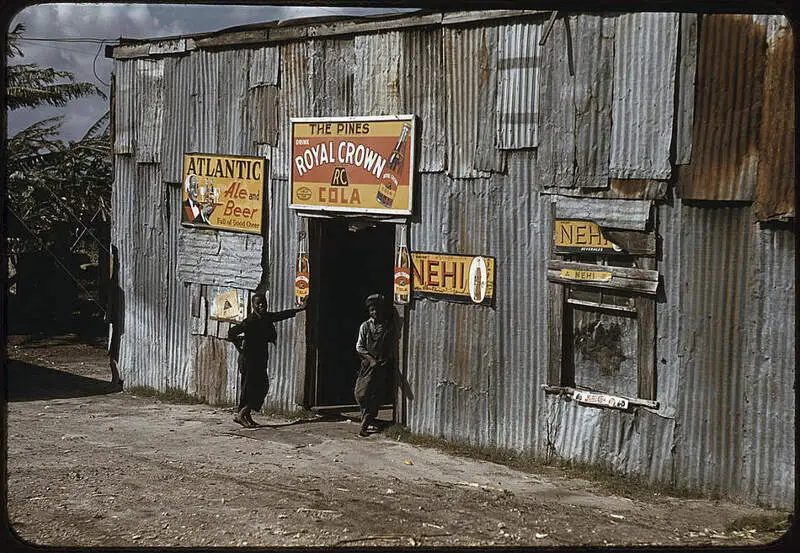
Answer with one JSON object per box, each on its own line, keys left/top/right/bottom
{"left": 4, "top": 334, "right": 793, "bottom": 548}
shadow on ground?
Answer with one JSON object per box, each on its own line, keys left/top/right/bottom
{"left": 6, "top": 360, "right": 122, "bottom": 402}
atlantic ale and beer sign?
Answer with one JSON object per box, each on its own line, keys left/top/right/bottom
{"left": 289, "top": 115, "right": 416, "bottom": 215}
{"left": 411, "top": 252, "right": 495, "bottom": 306}
{"left": 182, "top": 153, "right": 266, "bottom": 234}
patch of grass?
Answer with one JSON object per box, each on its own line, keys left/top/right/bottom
{"left": 726, "top": 514, "right": 791, "bottom": 533}
{"left": 257, "top": 406, "right": 318, "bottom": 421}
{"left": 126, "top": 385, "right": 204, "bottom": 404}
{"left": 384, "top": 423, "right": 718, "bottom": 502}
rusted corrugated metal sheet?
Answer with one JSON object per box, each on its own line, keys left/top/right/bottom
{"left": 354, "top": 32, "right": 401, "bottom": 115}
{"left": 610, "top": 12, "right": 678, "bottom": 180}
{"left": 535, "top": 15, "right": 576, "bottom": 189}
{"left": 675, "top": 13, "right": 698, "bottom": 165}
{"left": 573, "top": 14, "right": 614, "bottom": 189}
{"left": 400, "top": 27, "right": 445, "bottom": 172}
{"left": 673, "top": 203, "right": 752, "bottom": 498}
{"left": 133, "top": 58, "right": 165, "bottom": 164}
{"left": 444, "top": 26, "right": 504, "bottom": 178}
{"left": 161, "top": 54, "right": 193, "bottom": 183}
{"left": 248, "top": 46, "right": 279, "bottom": 87}
{"left": 190, "top": 50, "right": 220, "bottom": 154}
{"left": 756, "top": 15, "right": 795, "bottom": 221}
{"left": 683, "top": 14, "right": 766, "bottom": 200}
{"left": 166, "top": 185, "right": 192, "bottom": 393}
{"left": 555, "top": 197, "right": 652, "bottom": 230}
{"left": 248, "top": 85, "right": 279, "bottom": 147}
{"left": 496, "top": 21, "right": 542, "bottom": 150}
{"left": 315, "top": 37, "right": 355, "bottom": 116}
{"left": 741, "top": 224, "right": 795, "bottom": 507}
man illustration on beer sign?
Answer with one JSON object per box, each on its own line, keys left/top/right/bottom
{"left": 289, "top": 116, "right": 416, "bottom": 215}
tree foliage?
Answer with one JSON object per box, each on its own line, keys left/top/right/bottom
{"left": 6, "top": 23, "right": 112, "bottom": 255}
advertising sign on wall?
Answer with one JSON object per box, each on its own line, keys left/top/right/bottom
{"left": 182, "top": 153, "right": 267, "bottom": 234}
{"left": 289, "top": 115, "right": 416, "bottom": 215}
{"left": 553, "top": 219, "right": 622, "bottom": 254}
{"left": 411, "top": 252, "right": 495, "bottom": 306}
{"left": 208, "top": 287, "right": 246, "bottom": 322}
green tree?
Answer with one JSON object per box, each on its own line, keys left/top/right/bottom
{"left": 6, "top": 23, "right": 111, "bottom": 255}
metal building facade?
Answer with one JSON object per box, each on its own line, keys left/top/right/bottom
{"left": 110, "top": 10, "right": 794, "bottom": 508}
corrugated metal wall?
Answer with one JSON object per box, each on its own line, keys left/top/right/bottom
{"left": 112, "top": 11, "right": 795, "bottom": 508}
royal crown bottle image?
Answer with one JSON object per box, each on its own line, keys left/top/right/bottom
{"left": 393, "top": 227, "right": 410, "bottom": 305}
{"left": 294, "top": 232, "right": 310, "bottom": 307}
{"left": 376, "top": 122, "right": 411, "bottom": 208}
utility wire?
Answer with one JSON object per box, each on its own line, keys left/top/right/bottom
{"left": 39, "top": 182, "right": 111, "bottom": 256}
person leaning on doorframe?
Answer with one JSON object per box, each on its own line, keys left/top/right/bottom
{"left": 354, "top": 293, "right": 395, "bottom": 437}
{"left": 227, "top": 292, "right": 304, "bottom": 428}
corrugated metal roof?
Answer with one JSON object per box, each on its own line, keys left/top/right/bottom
{"left": 684, "top": 14, "right": 766, "bottom": 201}
{"left": 609, "top": 12, "right": 678, "bottom": 180}
{"left": 755, "top": 15, "right": 795, "bottom": 221}
{"left": 496, "top": 21, "right": 542, "bottom": 150}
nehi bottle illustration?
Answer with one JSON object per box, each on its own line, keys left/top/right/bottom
{"left": 376, "top": 122, "right": 411, "bottom": 208}
{"left": 294, "top": 231, "right": 310, "bottom": 307}
{"left": 393, "top": 227, "right": 410, "bottom": 305}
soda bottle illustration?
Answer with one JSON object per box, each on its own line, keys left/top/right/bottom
{"left": 294, "top": 231, "right": 310, "bottom": 307}
{"left": 393, "top": 227, "right": 410, "bottom": 304}
{"left": 376, "top": 122, "right": 411, "bottom": 208}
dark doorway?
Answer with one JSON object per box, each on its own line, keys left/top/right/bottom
{"left": 310, "top": 218, "right": 395, "bottom": 408}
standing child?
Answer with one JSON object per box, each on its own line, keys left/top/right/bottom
{"left": 228, "top": 292, "right": 304, "bottom": 427}
{"left": 354, "top": 293, "right": 395, "bottom": 437}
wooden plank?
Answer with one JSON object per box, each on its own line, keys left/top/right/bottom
{"left": 442, "top": 10, "right": 546, "bottom": 26}
{"left": 548, "top": 260, "right": 659, "bottom": 282}
{"left": 636, "top": 295, "right": 656, "bottom": 400}
{"left": 548, "top": 282, "right": 564, "bottom": 386}
{"left": 548, "top": 270, "right": 658, "bottom": 295}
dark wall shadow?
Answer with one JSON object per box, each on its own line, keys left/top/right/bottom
{"left": 6, "top": 359, "right": 122, "bottom": 402}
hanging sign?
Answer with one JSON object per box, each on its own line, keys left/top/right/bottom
{"left": 182, "top": 153, "right": 266, "bottom": 234}
{"left": 554, "top": 220, "right": 622, "bottom": 254}
{"left": 289, "top": 115, "right": 416, "bottom": 215}
{"left": 559, "top": 268, "right": 613, "bottom": 282}
{"left": 411, "top": 252, "right": 495, "bottom": 306}
{"left": 295, "top": 231, "right": 310, "bottom": 307}
{"left": 208, "top": 287, "right": 246, "bottom": 322}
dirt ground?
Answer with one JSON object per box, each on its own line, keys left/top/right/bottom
{"left": 4, "top": 334, "right": 793, "bottom": 549}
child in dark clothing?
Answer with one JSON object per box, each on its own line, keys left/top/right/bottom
{"left": 228, "top": 292, "right": 304, "bottom": 427}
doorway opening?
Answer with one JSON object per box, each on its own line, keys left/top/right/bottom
{"left": 309, "top": 218, "right": 395, "bottom": 411}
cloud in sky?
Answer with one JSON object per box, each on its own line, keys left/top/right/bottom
{"left": 7, "top": 3, "right": 417, "bottom": 140}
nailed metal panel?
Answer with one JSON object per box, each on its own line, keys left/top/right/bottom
{"left": 216, "top": 49, "right": 253, "bottom": 155}
{"left": 555, "top": 197, "right": 652, "bottom": 231}
{"left": 264, "top": 172, "right": 303, "bottom": 412}
{"left": 111, "top": 155, "right": 135, "bottom": 383}
{"left": 190, "top": 50, "right": 219, "bottom": 154}
{"left": 610, "top": 12, "right": 678, "bottom": 180}
{"left": 741, "top": 224, "right": 796, "bottom": 507}
{"left": 400, "top": 27, "right": 445, "bottom": 172}
{"left": 675, "top": 13, "right": 698, "bottom": 165}
{"left": 673, "top": 203, "right": 752, "bottom": 498}
{"left": 492, "top": 152, "right": 552, "bottom": 452}
{"left": 756, "top": 15, "right": 795, "bottom": 221}
{"left": 472, "top": 25, "right": 505, "bottom": 174}
{"left": 573, "top": 15, "right": 614, "bottom": 189}
{"left": 177, "top": 228, "right": 263, "bottom": 289}
{"left": 161, "top": 55, "right": 193, "bottom": 183}
{"left": 133, "top": 58, "right": 165, "bottom": 164}
{"left": 113, "top": 60, "right": 135, "bottom": 154}
{"left": 354, "top": 31, "right": 401, "bottom": 115}
{"left": 684, "top": 14, "right": 766, "bottom": 201}
{"left": 310, "top": 37, "right": 354, "bottom": 117}
{"left": 275, "top": 41, "right": 313, "bottom": 181}
{"left": 248, "top": 85, "right": 279, "bottom": 147}
{"left": 166, "top": 184, "right": 192, "bottom": 393}
{"left": 535, "top": 15, "right": 576, "bottom": 189}
{"left": 248, "top": 46, "right": 279, "bottom": 88}
{"left": 496, "top": 21, "right": 542, "bottom": 149}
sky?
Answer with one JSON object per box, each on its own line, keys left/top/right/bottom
{"left": 6, "top": 2, "right": 420, "bottom": 141}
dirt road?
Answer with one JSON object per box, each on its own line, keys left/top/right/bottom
{"left": 5, "top": 334, "right": 791, "bottom": 548}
